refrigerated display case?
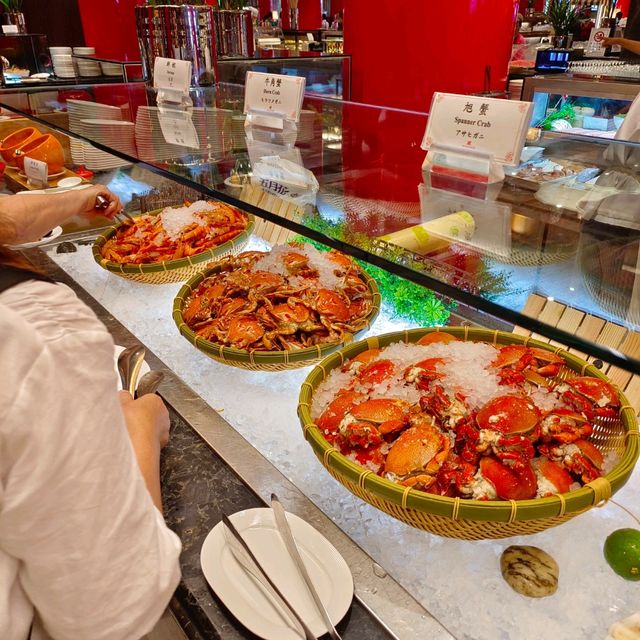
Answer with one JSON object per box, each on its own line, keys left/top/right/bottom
{"left": 522, "top": 73, "right": 640, "bottom": 139}
{"left": 2, "top": 83, "right": 639, "bottom": 640}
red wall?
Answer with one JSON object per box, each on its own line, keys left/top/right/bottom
{"left": 344, "top": 0, "right": 518, "bottom": 113}
{"left": 77, "top": 0, "right": 141, "bottom": 60}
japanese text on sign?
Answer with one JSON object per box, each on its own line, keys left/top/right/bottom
{"left": 421, "top": 93, "right": 533, "bottom": 165}
{"left": 153, "top": 57, "right": 192, "bottom": 94}
{"left": 244, "top": 71, "right": 306, "bottom": 123}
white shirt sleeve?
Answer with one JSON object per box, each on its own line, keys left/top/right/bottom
{"left": 0, "top": 281, "right": 181, "bottom": 640}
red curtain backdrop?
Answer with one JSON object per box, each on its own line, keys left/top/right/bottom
{"left": 77, "top": 0, "right": 141, "bottom": 60}
{"left": 344, "top": 0, "right": 518, "bottom": 113}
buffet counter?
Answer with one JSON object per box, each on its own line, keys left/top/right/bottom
{"left": 5, "top": 84, "right": 640, "bottom": 639}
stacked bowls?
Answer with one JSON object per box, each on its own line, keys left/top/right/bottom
{"left": 74, "top": 47, "right": 101, "bottom": 77}
{"left": 50, "top": 47, "right": 76, "bottom": 79}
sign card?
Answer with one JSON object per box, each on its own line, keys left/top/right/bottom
{"left": 244, "top": 71, "right": 306, "bottom": 123}
{"left": 24, "top": 157, "right": 48, "bottom": 188}
{"left": 586, "top": 28, "right": 608, "bottom": 56}
{"left": 2, "top": 25, "right": 19, "bottom": 34}
{"left": 422, "top": 93, "right": 533, "bottom": 165}
{"left": 157, "top": 111, "right": 199, "bottom": 149}
{"left": 153, "top": 57, "right": 192, "bottom": 95}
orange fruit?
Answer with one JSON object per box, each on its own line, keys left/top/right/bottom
{"left": 603, "top": 528, "right": 640, "bottom": 581}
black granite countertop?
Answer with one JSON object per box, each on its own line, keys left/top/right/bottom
{"left": 161, "top": 409, "right": 394, "bottom": 640}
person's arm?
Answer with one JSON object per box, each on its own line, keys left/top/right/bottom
{"left": 603, "top": 37, "right": 640, "bottom": 55}
{"left": 1, "top": 184, "right": 122, "bottom": 245}
{"left": 0, "top": 285, "right": 180, "bottom": 640}
{"left": 119, "top": 391, "right": 170, "bottom": 512}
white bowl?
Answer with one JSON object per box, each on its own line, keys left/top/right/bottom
{"left": 73, "top": 47, "right": 95, "bottom": 54}
{"left": 49, "top": 46, "right": 72, "bottom": 54}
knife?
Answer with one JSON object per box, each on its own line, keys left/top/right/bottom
{"left": 271, "top": 494, "right": 343, "bottom": 640}
{"left": 221, "top": 514, "right": 317, "bottom": 640}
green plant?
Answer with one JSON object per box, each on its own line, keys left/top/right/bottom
{"left": 546, "top": 0, "right": 578, "bottom": 36}
{"left": 0, "top": 0, "right": 23, "bottom": 12}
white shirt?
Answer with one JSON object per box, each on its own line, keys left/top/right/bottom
{"left": 0, "top": 279, "right": 182, "bottom": 640}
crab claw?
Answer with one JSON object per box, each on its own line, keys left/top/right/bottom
{"left": 416, "top": 331, "right": 458, "bottom": 346}
{"left": 532, "top": 456, "right": 574, "bottom": 496}
{"left": 478, "top": 457, "right": 537, "bottom": 501}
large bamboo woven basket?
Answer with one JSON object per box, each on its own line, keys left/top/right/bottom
{"left": 172, "top": 267, "right": 381, "bottom": 372}
{"left": 92, "top": 210, "right": 255, "bottom": 285}
{"left": 298, "top": 327, "right": 639, "bottom": 540}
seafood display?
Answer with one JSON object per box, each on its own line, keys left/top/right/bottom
{"left": 181, "top": 243, "right": 376, "bottom": 352}
{"left": 311, "top": 333, "right": 621, "bottom": 501}
{"left": 100, "top": 200, "right": 249, "bottom": 265}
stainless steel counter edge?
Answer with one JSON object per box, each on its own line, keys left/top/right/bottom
{"left": 28, "top": 245, "right": 456, "bottom": 640}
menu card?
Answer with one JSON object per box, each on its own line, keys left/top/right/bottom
{"left": 422, "top": 93, "right": 533, "bottom": 166}
{"left": 244, "top": 71, "right": 306, "bottom": 124}
{"left": 24, "top": 157, "right": 48, "bottom": 188}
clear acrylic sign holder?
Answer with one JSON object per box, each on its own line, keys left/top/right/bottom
{"left": 244, "top": 110, "right": 299, "bottom": 148}
{"left": 422, "top": 143, "right": 505, "bottom": 201}
{"left": 155, "top": 87, "right": 200, "bottom": 150}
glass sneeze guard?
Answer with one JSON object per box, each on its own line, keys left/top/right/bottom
{"left": 2, "top": 80, "right": 640, "bottom": 375}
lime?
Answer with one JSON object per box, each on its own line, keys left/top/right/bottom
{"left": 603, "top": 528, "right": 640, "bottom": 581}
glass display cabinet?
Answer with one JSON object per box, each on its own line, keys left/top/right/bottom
{"left": 1, "top": 82, "right": 639, "bottom": 640}
{"left": 522, "top": 73, "right": 640, "bottom": 139}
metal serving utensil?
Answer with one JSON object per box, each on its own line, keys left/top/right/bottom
{"left": 221, "top": 514, "right": 317, "bottom": 640}
{"left": 116, "top": 344, "right": 145, "bottom": 396}
{"left": 135, "top": 370, "right": 164, "bottom": 399}
{"left": 95, "top": 193, "right": 135, "bottom": 224}
{"left": 271, "top": 494, "right": 342, "bottom": 640}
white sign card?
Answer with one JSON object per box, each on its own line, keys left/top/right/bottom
{"left": 422, "top": 93, "right": 533, "bottom": 165}
{"left": 157, "top": 111, "right": 199, "bottom": 149}
{"left": 586, "top": 27, "right": 608, "bottom": 56}
{"left": 244, "top": 71, "right": 306, "bottom": 123}
{"left": 153, "top": 57, "right": 192, "bottom": 95}
{"left": 24, "top": 157, "right": 48, "bottom": 188}
{"left": 2, "top": 25, "right": 19, "bottom": 34}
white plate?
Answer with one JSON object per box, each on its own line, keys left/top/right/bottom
{"left": 10, "top": 226, "right": 63, "bottom": 249}
{"left": 201, "top": 508, "right": 353, "bottom": 640}
{"left": 113, "top": 345, "right": 151, "bottom": 392}
{"left": 57, "top": 176, "right": 82, "bottom": 188}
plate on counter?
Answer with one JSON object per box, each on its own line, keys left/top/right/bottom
{"left": 201, "top": 507, "right": 353, "bottom": 640}
{"left": 10, "top": 226, "right": 63, "bottom": 249}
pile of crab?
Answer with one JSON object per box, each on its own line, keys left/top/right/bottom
{"left": 182, "top": 243, "right": 375, "bottom": 351}
{"left": 311, "top": 332, "right": 621, "bottom": 501}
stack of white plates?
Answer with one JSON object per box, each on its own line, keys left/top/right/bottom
{"left": 78, "top": 119, "right": 135, "bottom": 170}
{"left": 74, "top": 47, "right": 101, "bottom": 77}
{"left": 50, "top": 47, "right": 75, "bottom": 79}
{"left": 508, "top": 79, "right": 524, "bottom": 101}
{"left": 101, "top": 62, "right": 123, "bottom": 77}
{"left": 66, "top": 99, "right": 125, "bottom": 165}
{"left": 134, "top": 106, "right": 234, "bottom": 162}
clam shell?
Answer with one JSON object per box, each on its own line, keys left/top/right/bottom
{"left": 500, "top": 545, "right": 559, "bottom": 598}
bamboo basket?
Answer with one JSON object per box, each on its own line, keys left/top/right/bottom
{"left": 92, "top": 210, "right": 255, "bottom": 285}
{"left": 173, "top": 265, "right": 381, "bottom": 372}
{"left": 298, "top": 327, "right": 640, "bottom": 540}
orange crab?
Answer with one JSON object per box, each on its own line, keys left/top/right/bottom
{"left": 458, "top": 395, "right": 540, "bottom": 471}
{"left": 532, "top": 456, "right": 574, "bottom": 496}
{"left": 539, "top": 408, "right": 592, "bottom": 444}
{"left": 384, "top": 415, "right": 451, "bottom": 490}
{"left": 492, "top": 345, "right": 564, "bottom": 386}
{"left": 338, "top": 398, "right": 412, "bottom": 448}
{"left": 538, "top": 438, "right": 604, "bottom": 484}
{"left": 558, "top": 376, "right": 620, "bottom": 421}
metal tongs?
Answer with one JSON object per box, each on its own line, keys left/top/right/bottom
{"left": 95, "top": 193, "right": 135, "bottom": 225}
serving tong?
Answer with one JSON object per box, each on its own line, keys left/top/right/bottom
{"left": 221, "top": 496, "right": 344, "bottom": 640}
{"left": 116, "top": 344, "right": 146, "bottom": 396}
{"left": 95, "top": 193, "right": 135, "bottom": 225}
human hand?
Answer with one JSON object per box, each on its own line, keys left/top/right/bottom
{"left": 602, "top": 37, "right": 619, "bottom": 47}
{"left": 76, "top": 184, "right": 123, "bottom": 219}
{"left": 119, "top": 391, "right": 171, "bottom": 449}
